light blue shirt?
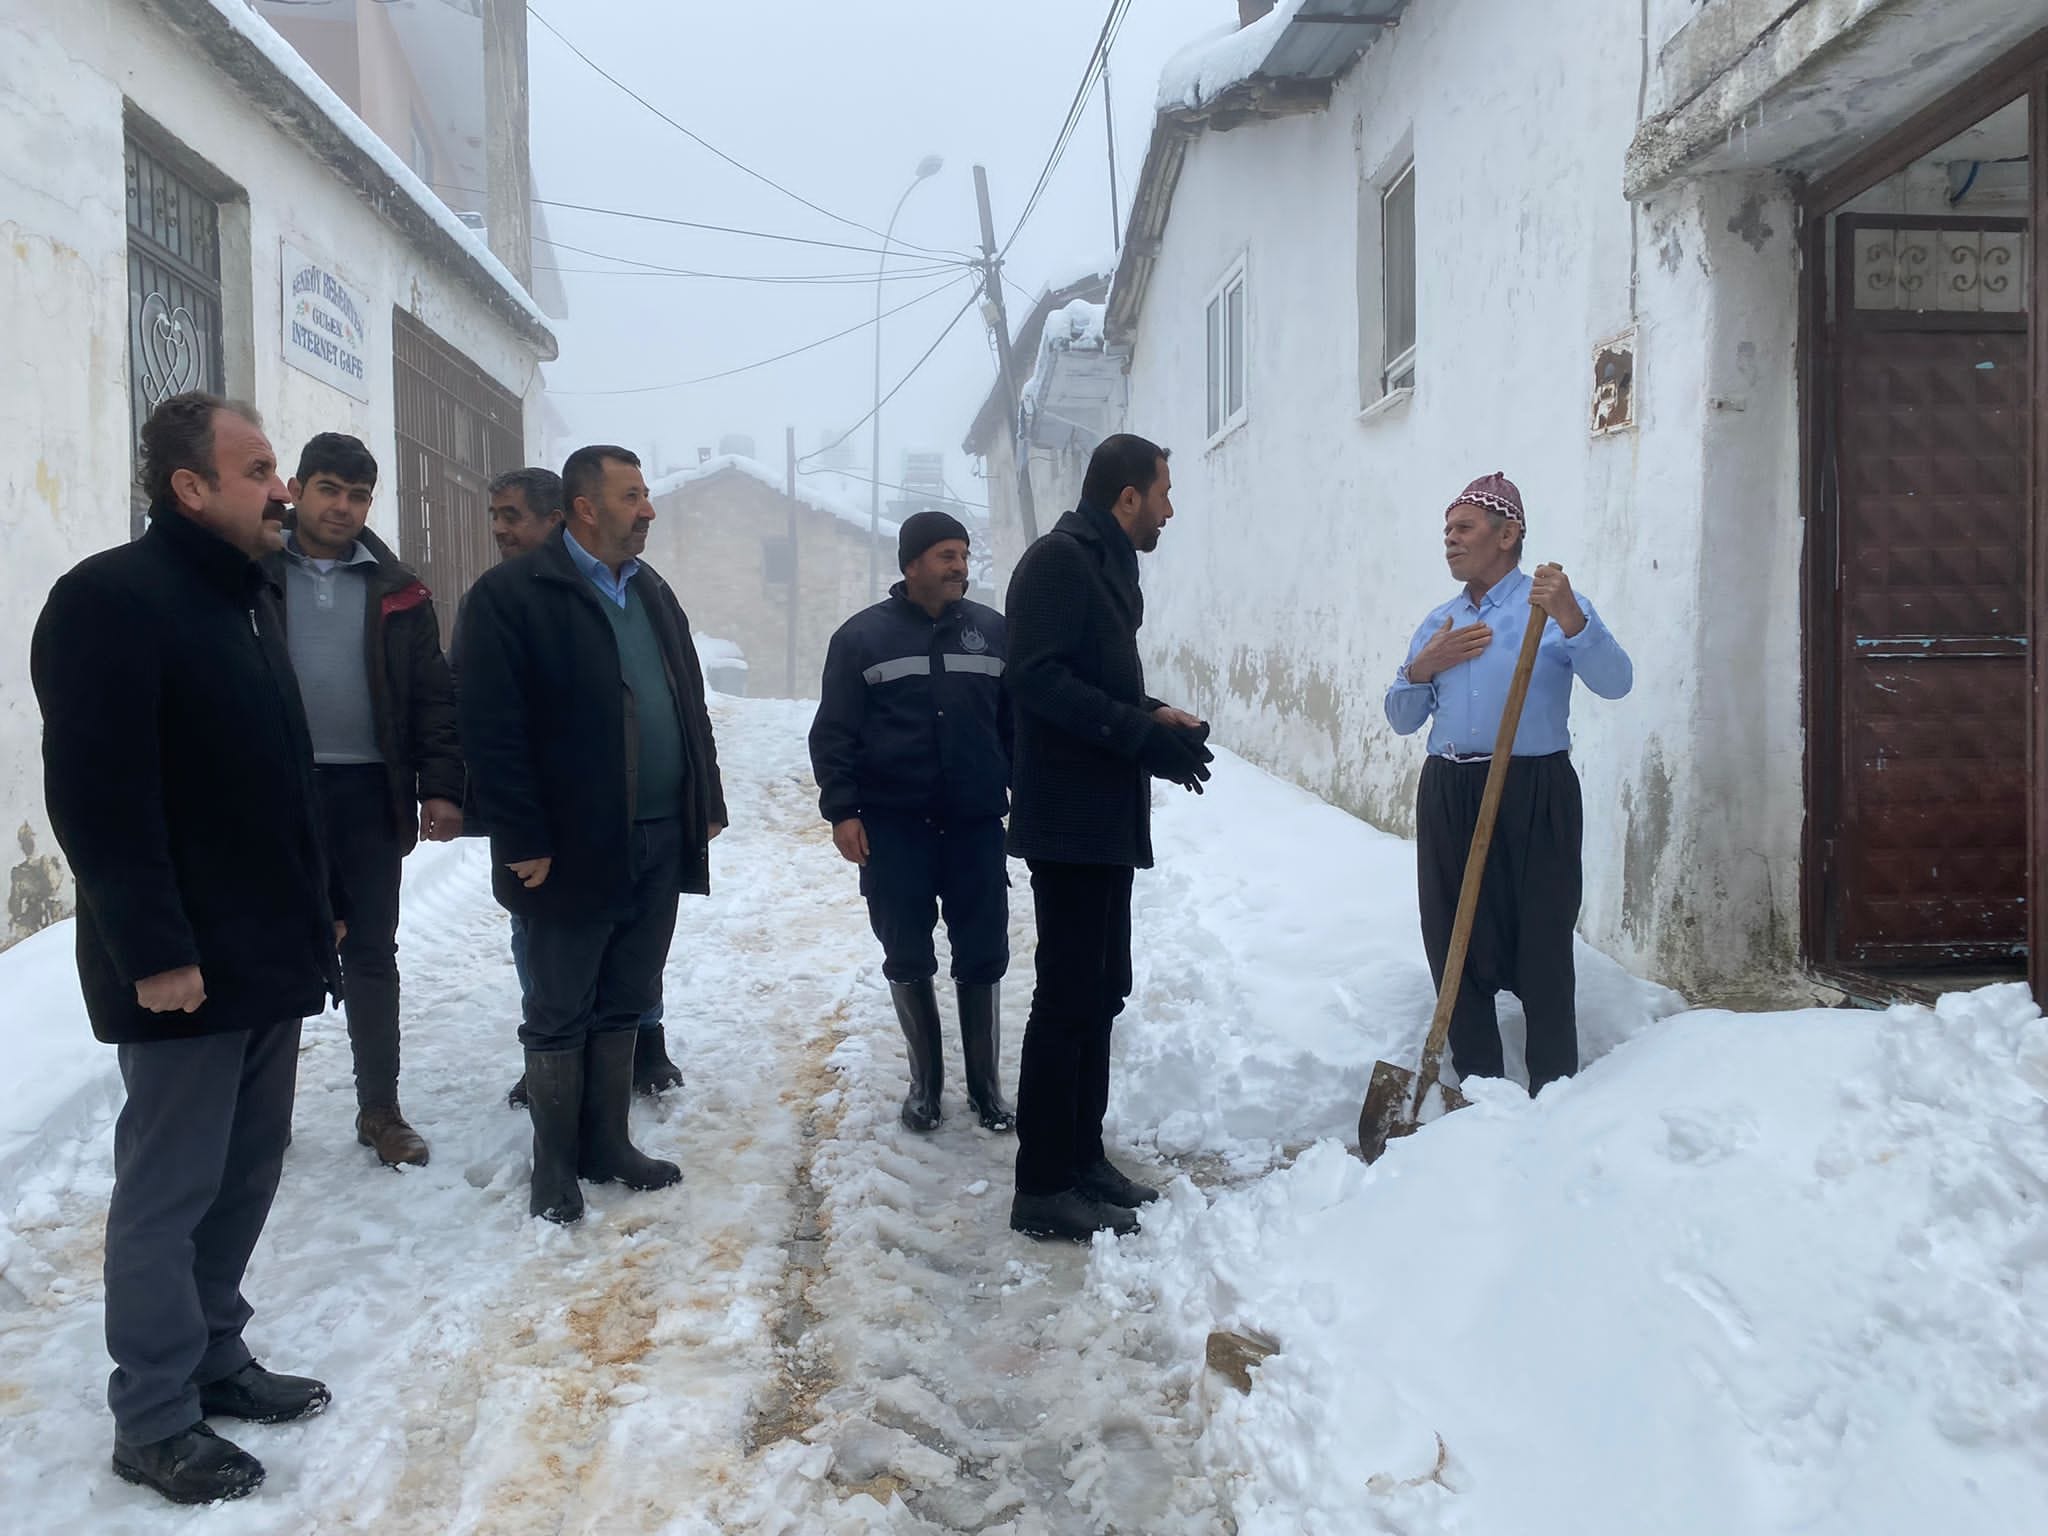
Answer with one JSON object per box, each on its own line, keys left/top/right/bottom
{"left": 561, "top": 526, "right": 638, "bottom": 609}
{"left": 1384, "top": 567, "right": 1633, "bottom": 758}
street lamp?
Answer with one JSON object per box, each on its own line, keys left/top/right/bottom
{"left": 869, "top": 154, "right": 944, "bottom": 602}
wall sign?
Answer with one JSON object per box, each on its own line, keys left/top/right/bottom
{"left": 281, "top": 240, "right": 371, "bottom": 401}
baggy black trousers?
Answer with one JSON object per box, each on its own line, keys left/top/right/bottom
{"left": 1416, "top": 752, "right": 1583, "bottom": 1093}
{"left": 1013, "top": 860, "right": 1134, "bottom": 1197}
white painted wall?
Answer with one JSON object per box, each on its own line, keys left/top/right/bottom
{"left": 0, "top": 0, "right": 546, "bottom": 944}
{"left": 1124, "top": 0, "right": 1808, "bottom": 997}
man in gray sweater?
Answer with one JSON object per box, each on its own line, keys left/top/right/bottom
{"left": 272, "top": 433, "right": 463, "bottom": 1168}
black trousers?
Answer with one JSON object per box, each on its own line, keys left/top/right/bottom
{"left": 1013, "top": 860, "right": 1134, "bottom": 1197}
{"left": 104, "top": 1021, "right": 300, "bottom": 1445}
{"left": 858, "top": 811, "right": 1009, "bottom": 986}
{"left": 1417, "top": 752, "right": 1583, "bottom": 1093}
{"left": 521, "top": 818, "right": 682, "bottom": 1053}
{"left": 314, "top": 763, "right": 406, "bottom": 1109}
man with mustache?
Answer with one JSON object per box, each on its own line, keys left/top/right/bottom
{"left": 268, "top": 433, "right": 463, "bottom": 1169}
{"left": 31, "top": 392, "right": 339, "bottom": 1504}
{"left": 1383, "top": 472, "right": 1633, "bottom": 1096}
{"left": 477, "top": 468, "right": 681, "bottom": 1108}
{"left": 456, "top": 445, "right": 726, "bottom": 1223}
{"left": 809, "top": 510, "right": 1016, "bottom": 1136}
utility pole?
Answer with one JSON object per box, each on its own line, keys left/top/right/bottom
{"left": 481, "top": 0, "right": 533, "bottom": 289}
{"left": 786, "top": 425, "right": 799, "bottom": 698}
{"left": 1103, "top": 63, "right": 1122, "bottom": 254}
{"left": 972, "top": 165, "right": 1039, "bottom": 546}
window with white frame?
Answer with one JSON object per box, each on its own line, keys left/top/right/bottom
{"left": 1380, "top": 161, "right": 1417, "bottom": 393}
{"left": 1204, "top": 259, "right": 1247, "bottom": 441}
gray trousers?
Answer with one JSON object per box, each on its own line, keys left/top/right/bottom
{"left": 105, "top": 1021, "right": 299, "bottom": 1444}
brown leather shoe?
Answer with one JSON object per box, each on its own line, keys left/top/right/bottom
{"left": 356, "top": 1105, "right": 430, "bottom": 1167}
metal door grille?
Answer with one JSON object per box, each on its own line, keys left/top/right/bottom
{"left": 393, "top": 309, "right": 524, "bottom": 645}
{"left": 125, "top": 135, "right": 224, "bottom": 533}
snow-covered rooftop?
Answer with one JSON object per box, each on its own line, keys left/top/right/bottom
{"left": 648, "top": 454, "right": 900, "bottom": 540}
{"left": 1019, "top": 298, "right": 1109, "bottom": 416}
{"left": 1156, "top": 0, "right": 1308, "bottom": 111}
{"left": 204, "top": 0, "right": 553, "bottom": 343}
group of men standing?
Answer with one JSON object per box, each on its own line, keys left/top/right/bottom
{"left": 810, "top": 434, "right": 1215, "bottom": 1243}
{"left": 32, "top": 393, "right": 719, "bottom": 1504}
{"left": 31, "top": 388, "right": 1632, "bottom": 1506}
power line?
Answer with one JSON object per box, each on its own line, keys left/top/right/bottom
{"left": 549, "top": 274, "right": 971, "bottom": 397}
{"left": 534, "top": 234, "right": 960, "bottom": 286}
{"left": 529, "top": 8, "right": 967, "bottom": 262}
{"left": 439, "top": 183, "right": 979, "bottom": 264}
{"left": 800, "top": 289, "right": 985, "bottom": 467}
{"left": 797, "top": 466, "right": 989, "bottom": 512}
{"left": 1004, "top": 0, "right": 1134, "bottom": 254}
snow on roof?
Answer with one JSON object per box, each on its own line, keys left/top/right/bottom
{"left": 648, "top": 454, "right": 900, "bottom": 540}
{"left": 205, "top": 0, "right": 551, "bottom": 335}
{"left": 1156, "top": 0, "right": 1310, "bottom": 111}
{"left": 1019, "top": 298, "right": 1109, "bottom": 414}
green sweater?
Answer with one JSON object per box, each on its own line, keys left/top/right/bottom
{"left": 601, "top": 586, "right": 687, "bottom": 822}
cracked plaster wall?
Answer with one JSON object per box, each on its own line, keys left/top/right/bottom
{"left": 1124, "top": 0, "right": 1807, "bottom": 998}
{"left": 0, "top": 0, "right": 547, "bottom": 949}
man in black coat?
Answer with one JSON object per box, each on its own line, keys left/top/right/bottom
{"left": 1004, "top": 434, "right": 1213, "bottom": 1242}
{"left": 469, "top": 467, "right": 682, "bottom": 1112}
{"left": 31, "top": 393, "right": 340, "bottom": 1506}
{"left": 456, "top": 444, "right": 727, "bottom": 1224}
{"left": 809, "top": 510, "right": 1016, "bottom": 1136}
{"left": 266, "top": 432, "right": 463, "bottom": 1168}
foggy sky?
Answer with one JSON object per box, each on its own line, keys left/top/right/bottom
{"left": 528, "top": 0, "right": 1228, "bottom": 508}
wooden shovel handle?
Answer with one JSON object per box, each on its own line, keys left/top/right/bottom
{"left": 1411, "top": 582, "right": 1551, "bottom": 1112}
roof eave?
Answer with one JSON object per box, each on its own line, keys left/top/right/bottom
{"left": 146, "top": 0, "right": 559, "bottom": 360}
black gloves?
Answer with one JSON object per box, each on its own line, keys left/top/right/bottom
{"left": 1140, "top": 719, "right": 1214, "bottom": 793}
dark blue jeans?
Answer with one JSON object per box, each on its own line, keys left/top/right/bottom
{"left": 510, "top": 916, "right": 662, "bottom": 1029}
{"left": 857, "top": 811, "right": 1009, "bottom": 986}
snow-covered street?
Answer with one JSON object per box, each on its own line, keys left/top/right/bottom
{"left": 3, "top": 697, "right": 2043, "bottom": 1534}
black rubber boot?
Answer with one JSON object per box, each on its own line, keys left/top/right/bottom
{"left": 891, "top": 979, "right": 944, "bottom": 1132}
{"left": 198, "top": 1360, "right": 331, "bottom": 1424}
{"left": 1009, "top": 1188, "right": 1139, "bottom": 1241}
{"left": 506, "top": 1073, "right": 529, "bottom": 1110}
{"left": 632, "top": 1025, "right": 685, "bottom": 1096}
{"left": 111, "top": 1423, "right": 265, "bottom": 1505}
{"left": 957, "top": 983, "right": 1015, "bottom": 1133}
{"left": 524, "top": 1048, "right": 585, "bottom": 1224}
{"left": 580, "top": 1031, "right": 682, "bottom": 1190}
{"left": 1077, "top": 1157, "right": 1159, "bottom": 1207}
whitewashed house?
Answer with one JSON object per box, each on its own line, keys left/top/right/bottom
{"left": 1114, "top": 0, "right": 2048, "bottom": 1004}
{"left": 0, "top": 0, "right": 557, "bottom": 944}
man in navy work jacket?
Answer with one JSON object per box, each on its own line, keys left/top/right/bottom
{"left": 1003, "top": 434, "right": 1214, "bottom": 1243}
{"left": 31, "top": 392, "right": 338, "bottom": 1506}
{"left": 1383, "top": 471, "right": 1633, "bottom": 1095}
{"left": 809, "top": 510, "right": 1016, "bottom": 1135}
{"left": 456, "top": 444, "right": 726, "bottom": 1225}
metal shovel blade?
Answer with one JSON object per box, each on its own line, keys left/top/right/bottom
{"left": 1357, "top": 1060, "right": 1469, "bottom": 1165}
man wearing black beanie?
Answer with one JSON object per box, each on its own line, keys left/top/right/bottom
{"left": 809, "top": 509, "right": 1017, "bottom": 1135}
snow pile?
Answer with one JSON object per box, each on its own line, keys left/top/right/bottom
{"left": 1157, "top": 0, "right": 1310, "bottom": 111}
{"left": 202, "top": 0, "right": 549, "bottom": 331}
{"left": 1089, "top": 984, "right": 2048, "bottom": 1534}
{"left": 1044, "top": 297, "right": 1107, "bottom": 354}
{"left": 1113, "top": 748, "right": 1684, "bottom": 1171}
{"left": 1018, "top": 298, "right": 1110, "bottom": 418}
{"left": 649, "top": 454, "right": 899, "bottom": 541}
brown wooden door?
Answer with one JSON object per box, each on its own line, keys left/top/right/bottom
{"left": 1826, "top": 216, "right": 2030, "bottom": 966}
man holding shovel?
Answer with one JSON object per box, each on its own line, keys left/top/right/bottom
{"left": 1383, "top": 472, "right": 1632, "bottom": 1096}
